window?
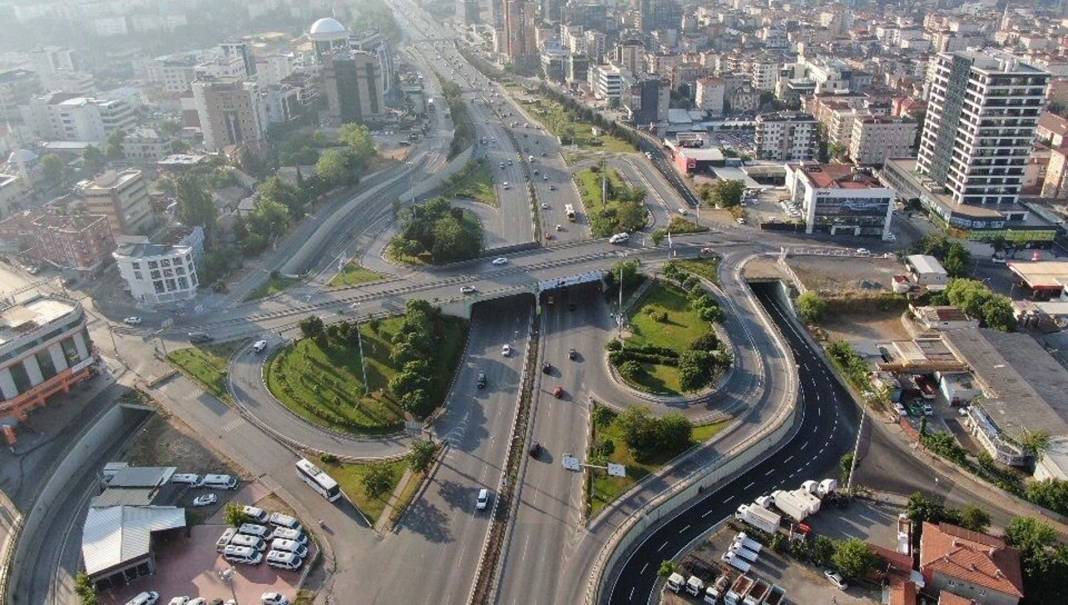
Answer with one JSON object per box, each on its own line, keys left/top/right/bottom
{"left": 178, "top": 276, "right": 189, "bottom": 290}
{"left": 160, "top": 258, "right": 171, "bottom": 267}
{"left": 150, "top": 270, "right": 160, "bottom": 279}
{"left": 9, "top": 362, "right": 33, "bottom": 394}
{"left": 148, "top": 260, "right": 158, "bottom": 269}
{"left": 153, "top": 280, "right": 164, "bottom": 293}
{"left": 166, "top": 278, "right": 177, "bottom": 291}
{"left": 60, "top": 337, "right": 80, "bottom": 366}
{"left": 133, "top": 271, "right": 142, "bottom": 281}
{"left": 35, "top": 349, "right": 57, "bottom": 380}
{"left": 131, "top": 262, "right": 140, "bottom": 270}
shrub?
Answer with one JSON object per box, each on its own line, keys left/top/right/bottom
{"left": 320, "top": 453, "right": 339, "bottom": 464}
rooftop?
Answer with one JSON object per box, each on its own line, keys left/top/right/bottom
{"left": 906, "top": 254, "right": 948, "bottom": 276}
{"left": 1007, "top": 260, "right": 1068, "bottom": 288}
{"left": 800, "top": 164, "right": 885, "bottom": 189}
{"left": 85, "top": 169, "right": 142, "bottom": 191}
{"left": 0, "top": 297, "right": 78, "bottom": 348}
{"left": 114, "top": 242, "right": 191, "bottom": 259}
{"left": 920, "top": 522, "right": 1023, "bottom": 599}
{"left": 81, "top": 506, "right": 185, "bottom": 577}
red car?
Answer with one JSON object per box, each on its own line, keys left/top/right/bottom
{"left": 545, "top": 232, "right": 554, "bottom": 240}
{"left": 552, "top": 386, "right": 564, "bottom": 398}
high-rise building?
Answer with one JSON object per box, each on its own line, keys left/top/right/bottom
{"left": 625, "top": 77, "right": 670, "bottom": 126}
{"left": 322, "top": 50, "right": 385, "bottom": 125}
{"left": 191, "top": 78, "right": 268, "bottom": 152}
{"left": 695, "top": 77, "right": 725, "bottom": 115}
{"left": 615, "top": 38, "right": 645, "bottom": 76}
{"left": 504, "top": 0, "right": 538, "bottom": 68}
{"left": 20, "top": 93, "right": 136, "bottom": 144}
{"left": 754, "top": 111, "right": 819, "bottom": 161}
{"left": 566, "top": 54, "right": 590, "bottom": 86}
{"left": 80, "top": 169, "right": 155, "bottom": 236}
{"left": 849, "top": 115, "right": 918, "bottom": 166}
{"left": 917, "top": 51, "right": 1050, "bottom": 208}
{"left": 220, "top": 42, "right": 257, "bottom": 78}
{"left": 464, "top": 0, "right": 481, "bottom": 25}
{"left": 639, "top": 0, "right": 681, "bottom": 33}
{"left": 538, "top": 0, "right": 562, "bottom": 23}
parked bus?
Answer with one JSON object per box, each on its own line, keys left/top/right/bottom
{"left": 295, "top": 458, "right": 341, "bottom": 502}
{"left": 564, "top": 204, "right": 576, "bottom": 221}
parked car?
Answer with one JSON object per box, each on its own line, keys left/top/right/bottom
{"left": 167, "top": 598, "right": 189, "bottom": 605}
{"left": 501, "top": 344, "right": 512, "bottom": 356}
{"left": 123, "top": 316, "right": 143, "bottom": 325}
{"left": 825, "top": 570, "right": 848, "bottom": 590}
{"left": 126, "top": 593, "right": 160, "bottom": 605}
{"left": 476, "top": 488, "right": 490, "bottom": 510}
{"left": 266, "top": 550, "right": 305, "bottom": 570}
{"left": 171, "top": 473, "right": 200, "bottom": 485}
{"left": 460, "top": 286, "right": 477, "bottom": 294}
{"left": 192, "top": 493, "right": 217, "bottom": 507}
{"left": 476, "top": 372, "right": 487, "bottom": 389}
{"left": 260, "top": 594, "right": 290, "bottom": 605}
{"left": 540, "top": 202, "right": 550, "bottom": 209}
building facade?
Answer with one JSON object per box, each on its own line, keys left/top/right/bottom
{"left": 0, "top": 296, "right": 96, "bottom": 421}
{"left": 849, "top": 115, "right": 918, "bottom": 165}
{"left": 323, "top": 50, "right": 385, "bottom": 125}
{"left": 785, "top": 163, "right": 894, "bottom": 239}
{"left": 113, "top": 243, "right": 199, "bottom": 305}
{"left": 504, "top": 0, "right": 537, "bottom": 69}
{"left": 80, "top": 169, "right": 155, "bottom": 236}
{"left": 191, "top": 78, "right": 268, "bottom": 152}
{"left": 755, "top": 111, "right": 819, "bottom": 161}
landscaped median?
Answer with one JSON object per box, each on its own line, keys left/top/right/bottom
{"left": 442, "top": 159, "right": 498, "bottom": 207}
{"left": 575, "top": 166, "right": 647, "bottom": 238}
{"left": 327, "top": 261, "right": 382, "bottom": 288}
{"left": 510, "top": 86, "right": 637, "bottom": 154}
{"left": 386, "top": 197, "right": 484, "bottom": 265}
{"left": 264, "top": 300, "right": 468, "bottom": 435}
{"left": 586, "top": 404, "right": 729, "bottom": 518}
{"left": 167, "top": 340, "right": 249, "bottom": 403}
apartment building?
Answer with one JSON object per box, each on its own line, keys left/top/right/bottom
{"left": 80, "top": 169, "right": 155, "bottom": 236}
{"left": 120, "top": 128, "right": 175, "bottom": 164}
{"left": 695, "top": 78, "right": 725, "bottom": 115}
{"left": 849, "top": 115, "right": 918, "bottom": 166}
{"left": 0, "top": 69, "right": 41, "bottom": 121}
{"left": 146, "top": 55, "right": 198, "bottom": 94}
{"left": 0, "top": 296, "right": 96, "bottom": 422}
{"left": 0, "top": 174, "right": 27, "bottom": 219}
{"left": 323, "top": 50, "right": 385, "bottom": 125}
{"left": 625, "top": 77, "right": 670, "bottom": 125}
{"left": 191, "top": 78, "right": 268, "bottom": 152}
{"left": 755, "top": 111, "right": 818, "bottom": 161}
{"left": 114, "top": 242, "right": 199, "bottom": 305}
{"left": 591, "top": 63, "right": 628, "bottom": 104}
{"left": 21, "top": 93, "right": 137, "bottom": 144}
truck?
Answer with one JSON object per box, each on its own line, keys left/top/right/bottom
{"left": 704, "top": 575, "right": 730, "bottom": 604}
{"left": 733, "top": 532, "right": 763, "bottom": 554}
{"left": 724, "top": 575, "right": 754, "bottom": 605}
{"left": 564, "top": 203, "right": 576, "bottom": 221}
{"left": 666, "top": 572, "right": 685, "bottom": 593}
{"left": 686, "top": 575, "right": 706, "bottom": 597}
{"left": 720, "top": 551, "right": 751, "bottom": 574}
{"left": 728, "top": 542, "right": 759, "bottom": 563}
{"left": 817, "top": 478, "right": 838, "bottom": 497}
{"left": 764, "top": 585, "right": 786, "bottom": 605}
{"left": 744, "top": 579, "right": 770, "bottom": 605}
{"left": 801, "top": 480, "right": 819, "bottom": 495}
{"left": 734, "top": 504, "right": 780, "bottom": 534}
{"left": 771, "top": 489, "right": 820, "bottom": 522}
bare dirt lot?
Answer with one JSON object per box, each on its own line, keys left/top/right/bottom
{"left": 819, "top": 310, "right": 911, "bottom": 358}
{"left": 789, "top": 256, "right": 903, "bottom": 294}
{"left": 125, "top": 413, "right": 240, "bottom": 476}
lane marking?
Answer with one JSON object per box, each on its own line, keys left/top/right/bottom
{"left": 783, "top": 455, "right": 794, "bottom": 463}
{"left": 764, "top": 468, "right": 775, "bottom": 476}
{"left": 744, "top": 481, "right": 755, "bottom": 490}
{"left": 723, "top": 496, "right": 734, "bottom": 504}
{"left": 657, "top": 541, "right": 668, "bottom": 552}
{"left": 801, "top": 440, "right": 810, "bottom": 449}
{"left": 679, "top": 525, "right": 691, "bottom": 534}
{"left": 641, "top": 562, "right": 649, "bottom": 574}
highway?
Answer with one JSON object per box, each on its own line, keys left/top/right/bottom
{"left": 604, "top": 282, "right": 861, "bottom": 605}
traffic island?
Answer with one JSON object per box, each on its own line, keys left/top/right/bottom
{"left": 167, "top": 340, "right": 249, "bottom": 403}
{"left": 263, "top": 302, "right": 468, "bottom": 435}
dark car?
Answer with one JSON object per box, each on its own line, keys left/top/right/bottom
{"left": 542, "top": 362, "right": 552, "bottom": 374}
{"left": 476, "top": 372, "right": 487, "bottom": 389}
{"left": 529, "top": 441, "right": 541, "bottom": 457}
{"left": 568, "top": 348, "right": 577, "bottom": 360}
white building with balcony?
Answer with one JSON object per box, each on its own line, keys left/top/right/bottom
{"left": 113, "top": 243, "right": 199, "bottom": 305}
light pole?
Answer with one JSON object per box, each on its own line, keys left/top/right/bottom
{"left": 353, "top": 305, "right": 370, "bottom": 396}
{"left": 846, "top": 408, "right": 865, "bottom": 495}
{"left": 220, "top": 567, "right": 238, "bottom": 604}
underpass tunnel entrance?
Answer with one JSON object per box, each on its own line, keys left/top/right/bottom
{"left": 536, "top": 270, "right": 605, "bottom": 315}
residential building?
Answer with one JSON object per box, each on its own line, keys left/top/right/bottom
{"left": 146, "top": 55, "right": 199, "bottom": 94}
{"left": 114, "top": 242, "right": 199, "bottom": 305}
{"left": 541, "top": 47, "right": 567, "bottom": 83}
{"left": 120, "top": 128, "right": 175, "bottom": 165}
{"left": 583, "top": 31, "right": 606, "bottom": 64}
{"left": 755, "top": 111, "right": 818, "bottom": 161}
{"left": 726, "top": 83, "right": 759, "bottom": 114}
{"left": 917, "top": 51, "right": 1049, "bottom": 209}
{"left": 591, "top": 63, "right": 628, "bottom": 105}
{"left": 0, "top": 69, "right": 41, "bottom": 121}
{"left": 21, "top": 94, "right": 137, "bottom": 144}
{"left": 191, "top": 78, "right": 268, "bottom": 152}
{"left": 850, "top": 115, "right": 918, "bottom": 166}
{"left": 80, "top": 170, "right": 154, "bottom": 236}
{"left": 322, "top": 50, "right": 385, "bottom": 125}
{"left": 695, "top": 78, "right": 725, "bottom": 115}
{"left": 625, "top": 77, "right": 670, "bottom": 126}
{"left": 0, "top": 174, "right": 27, "bottom": 219}
{"left": 919, "top": 522, "right": 1024, "bottom": 605}
{"left": 750, "top": 54, "right": 780, "bottom": 92}
{"left": 1041, "top": 145, "right": 1068, "bottom": 198}
{"left": 10, "top": 211, "right": 117, "bottom": 273}
{"left": 615, "top": 38, "right": 645, "bottom": 76}
{"left": 639, "top": 0, "right": 681, "bottom": 33}
{"left": 220, "top": 41, "right": 257, "bottom": 79}
{"left": 785, "top": 163, "right": 894, "bottom": 239}
{"left": 0, "top": 296, "right": 96, "bottom": 422}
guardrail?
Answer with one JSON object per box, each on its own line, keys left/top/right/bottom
{"left": 585, "top": 261, "right": 801, "bottom": 604}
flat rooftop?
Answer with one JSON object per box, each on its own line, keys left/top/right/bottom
{"left": 1007, "top": 260, "right": 1068, "bottom": 288}
{"left": 0, "top": 297, "right": 78, "bottom": 347}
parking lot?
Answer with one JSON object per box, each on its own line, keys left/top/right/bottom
{"left": 98, "top": 523, "right": 312, "bottom": 605}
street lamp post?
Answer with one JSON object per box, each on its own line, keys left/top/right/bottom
{"left": 220, "top": 567, "right": 238, "bottom": 604}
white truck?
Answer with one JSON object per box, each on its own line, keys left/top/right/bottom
{"left": 704, "top": 575, "right": 730, "bottom": 604}
{"left": 686, "top": 575, "right": 706, "bottom": 597}
{"left": 771, "top": 489, "right": 820, "bottom": 522}
{"left": 728, "top": 542, "right": 759, "bottom": 562}
{"left": 724, "top": 575, "right": 754, "bottom": 605}
{"left": 721, "top": 550, "right": 752, "bottom": 573}
{"left": 734, "top": 503, "right": 780, "bottom": 534}
{"left": 801, "top": 479, "right": 819, "bottom": 495}
{"left": 733, "top": 532, "right": 763, "bottom": 554}
{"left": 818, "top": 478, "right": 838, "bottom": 497}
{"left": 666, "top": 572, "right": 685, "bottom": 593}
{"left": 744, "top": 579, "right": 770, "bottom": 605}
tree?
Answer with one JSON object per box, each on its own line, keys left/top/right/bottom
{"left": 943, "top": 242, "right": 972, "bottom": 277}
{"left": 905, "top": 491, "right": 961, "bottom": 529}
{"left": 362, "top": 464, "right": 394, "bottom": 499}
{"left": 338, "top": 122, "right": 376, "bottom": 162}
{"left": 299, "top": 315, "right": 325, "bottom": 339}
{"left": 316, "top": 148, "right": 354, "bottom": 187}
{"left": 606, "top": 260, "right": 642, "bottom": 291}
{"left": 1026, "top": 479, "right": 1068, "bottom": 516}
{"left": 400, "top": 388, "right": 429, "bottom": 414}
{"left": 832, "top": 538, "right": 877, "bottom": 580}
{"left": 657, "top": 413, "right": 693, "bottom": 446}
{"left": 981, "top": 295, "right": 1017, "bottom": 332}
{"left": 224, "top": 501, "right": 249, "bottom": 527}
{"left": 679, "top": 350, "right": 713, "bottom": 391}
{"left": 839, "top": 452, "right": 855, "bottom": 484}
{"left": 809, "top": 535, "right": 836, "bottom": 566}
{"left": 74, "top": 572, "right": 98, "bottom": 605}
{"left": 618, "top": 359, "right": 644, "bottom": 381}
{"left": 173, "top": 174, "right": 218, "bottom": 241}
{"left": 40, "top": 153, "right": 66, "bottom": 186}
{"left": 407, "top": 439, "right": 438, "bottom": 473}
{"left": 618, "top": 405, "right": 660, "bottom": 460}
{"left": 946, "top": 278, "right": 994, "bottom": 319}
{"left": 259, "top": 175, "right": 306, "bottom": 218}
{"left": 701, "top": 179, "right": 744, "bottom": 208}
{"left": 1005, "top": 516, "right": 1058, "bottom": 559}
{"left": 83, "top": 145, "right": 106, "bottom": 174}
{"left": 796, "top": 292, "right": 827, "bottom": 324}
{"left": 105, "top": 130, "right": 126, "bottom": 160}
{"left": 960, "top": 505, "right": 991, "bottom": 533}
{"left": 658, "top": 560, "right": 677, "bottom": 578}
{"left": 690, "top": 332, "right": 720, "bottom": 352}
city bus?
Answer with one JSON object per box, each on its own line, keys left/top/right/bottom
{"left": 564, "top": 204, "right": 576, "bottom": 221}
{"left": 295, "top": 458, "right": 341, "bottom": 502}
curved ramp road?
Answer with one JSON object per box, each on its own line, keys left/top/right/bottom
{"left": 605, "top": 283, "right": 860, "bottom": 604}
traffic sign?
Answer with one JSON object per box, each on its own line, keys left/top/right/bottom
{"left": 607, "top": 463, "right": 626, "bottom": 478}
{"left": 562, "top": 454, "right": 581, "bottom": 472}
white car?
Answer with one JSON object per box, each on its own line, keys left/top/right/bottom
{"left": 261, "top": 593, "right": 290, "bottom": 605}
{"left": 460, "top": 286, "right": 477, "bottom": 294}
{"left": 123, "top": 316, "right": 143, "bottom": 325}
{"left": 540, "top": 202, "right": 550, "bottom": 209}
{"left": 608, "top": 233, "right": 630, "bottom": 244}
{"left": 476, "top": 488, "right": 490, "bottom": 511}
{"left": 825, "top": 570, "right": 848, "bottom": 590}
{"left": 677, "top": 208, "right": 688, "bottom": 215}
{"left": 192, "top": 493, "right": 217, "bottom": 507}
{"left": 501, "top": 344, "right": 512, "bottom": 356}
{"left": 502, "top": 181, "right": 510, "bottom": 189}
{"left": 186, "top": 599, "right": 208, "bottom": 605}
{"left": 252, "top": 339, "right": 268, "bottom": 354}
{"left": 856, "top": 248, "right": 871, "bottom": 256}
{"left": 166, "top": 598, "right": 189, "bottom": 605}
{"left": 125, "top": 593, "right": 160, "bottom": 605}
{"left": 491, "top": 257, "right": 508, "bottom": 265}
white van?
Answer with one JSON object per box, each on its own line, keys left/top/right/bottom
{"left": 171, "top": 473, "right": 200, "bottom": 485}
{"left": 270, "top": 539, "right": 309, "bottom": 558}
{"left": 269, "top": 527, "right": 306, "bottom": 543}
{"left": 215, "top": 527, "right": 237, "bottom": 553}
{"left": 608, "top": 233, "right": 630, "bottom": 244}
{"left": 223, "top": 545, "right": 263, "bottom": 565}
{"left": 268, "top": 512, "right": 302, "bottom": 532}
{"left": 198, "top": 474, "right": 238, "bottom": 490}
{"left": 230, "top": 534, "right": 267, "bottom": 551}
{"left": 266, "top": 550, "right": 304, "bottom": 571}
{"left": 242, "top": 505, "right": 269, "bottom": 523}
{"left": 252, "top": 339, "right": 268, "bottom": 354}
{"left": 238, "top": 523, "right": 270, "bottom": 538}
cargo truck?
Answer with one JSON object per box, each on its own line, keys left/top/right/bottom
{"left": 734, "top": 504, "right": 781, "bottom": 534}
{"left": 720, "top": 551, "right": 752, "bottom": 573}
{"left": 744, "top": 579, "right": 770, "bottom": 605}
{"left": 771, "top": 489, "right": 819, "bottom": 522}
{"left": 818, "top": 478, "right": 838, "bottom": 497}
{"left": 728, "top": 542, "right": 759, "bottom": 562}
{"left": 686, "top": 575, "right": 706, "bottom": 597}
{"left": 733, "top": 532, "right": 763, "bottom": 554}
{"left": 764, "top": 585, "right": 786, "bottom": 605}
{"left": 724, "top": 575, "right": 754, "bottom": 605}
{"left": 801, "top": 480, "right": 819, "bottom": 495}
{"left": 704, "top": 575, "right": 730, "bottom": 604}
{"left": 666, "top": 572, "right": 685, "bottom": 593}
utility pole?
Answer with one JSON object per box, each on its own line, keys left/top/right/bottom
{"left": 617, "top": 264, "right": 624, "bottom": 337}
{"left": 355, "top": 317, "right": 370, "bottom": 395}
{"left": 846, "top": 408, "right": 865, "bottom": 495}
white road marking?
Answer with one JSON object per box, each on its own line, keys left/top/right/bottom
{"left": 744, "top": 481, "right": 755, "bottom": 490}
{"left": 679, "top": 525, "right": 691, "bottom": 534}
{"left": 764, "top": 468, "right": 775, "bottom": 476}
{"left": 723, "top": 496, "right": 734, "bottom": 504}
{"left": 641, "top": 562, "right": 649, "bottom": 574}
{"left": 657, "top": 541, "right": 668, "bottom": 552}
{"left": 783, "top": 455, "right": 794, "bottom": 463}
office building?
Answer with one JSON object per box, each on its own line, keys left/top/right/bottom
{"left": 504, "top": 0, "right": 537, "bottom": 69}
{"left": 0, "top": 296, "right": 96, "bottom": 422}
{"left": 323, "top": 50, "right": 385, "bottom": 125}
{"left": 566, "top": 54, "right": 589, "bottom": 86}
{"left": 21, "top": 93, "right": 136, "bottom": 144}
{"left": 639, "top": 0, "right": 681, "bottom": 33}
{"left": 625, "top": 77, "right": 670, "bottom": 126}
{"left": 114, "top": 242, "right": 199, "bottom": 305}
{"left": 591, "top": 63, "right": 628, "bottom": 104}
{"left": 220, "top": 42, "right": 256, "bottom": 78}
{"left": 849, "top": 115, "right": 918, "bottom": 166}
{"left": 145, "top": 56, "right": 198, "bottom": 94}
{"left": 615, "top": 38, "right": 645, "bottom": 76}
{"left": 785, "top": 163, "right": 894, "bottom": 239}
{"left": 191, "top": 78, "right": 268, "bottom": 152}
{"left": 80, "top": 170, "right": 154, "bottom": 236}
{"left": 755, "top": 111, "right": 819, "bottom": 161}
{"left": 917, "top": 51, "right": 1049, "bottom": 209}
{"left": 350, "top": 30, "right": 395, "bottom": 96}
{"left": 464, "top": 0, "right": 481, "bottom": 25}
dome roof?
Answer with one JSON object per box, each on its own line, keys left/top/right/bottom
{"left": 310, "top": 17, "right": 347, "bottom": 40}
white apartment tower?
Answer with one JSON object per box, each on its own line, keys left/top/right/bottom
{"left": 917, "top": 51, "right": 1050, "bottom": 207}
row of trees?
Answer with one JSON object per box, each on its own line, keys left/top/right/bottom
{"left": 614, "top": 405, "right": 693, "bottom": 463}
{"left": 440, "top": 80, "right": 474, "bottom": 159}
{"left": 587, "top": 166, "right": 648, "bottom": 237}
{"left": 937, "top": 278, "right": 1016, "bottom": 332}
{"left": 697, "top": 179, "right": 745, "bottom": 209}
{"left": 914, "top": 233, "right": 972, "bottom": 278}
{"left": 386, "top": 300, "right": 451, "bottom": 417}
{"left": 389, "top": 197, "right": 483, "bottom": 264}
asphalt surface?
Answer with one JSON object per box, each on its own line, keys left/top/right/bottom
{"left": 605, "top": 282, "right": 861, "bottom": 605}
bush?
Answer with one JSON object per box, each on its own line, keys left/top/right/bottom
{"left": 796, "top": 291, "right": 827, "bottom": 323}
{"left": 320, "top": 453, "right": 339, "bottom": 464}
{"left": 618, "top": 360, "right": 644, "bottom": 381}
{"left": 690, "top": 332, "right": 720, "bottom": 352}
{"left": 224, "top": 502, "right": 249, "bottom": 527}
{"left": 832, "top": 538, "right": 877, "bottom": 580}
